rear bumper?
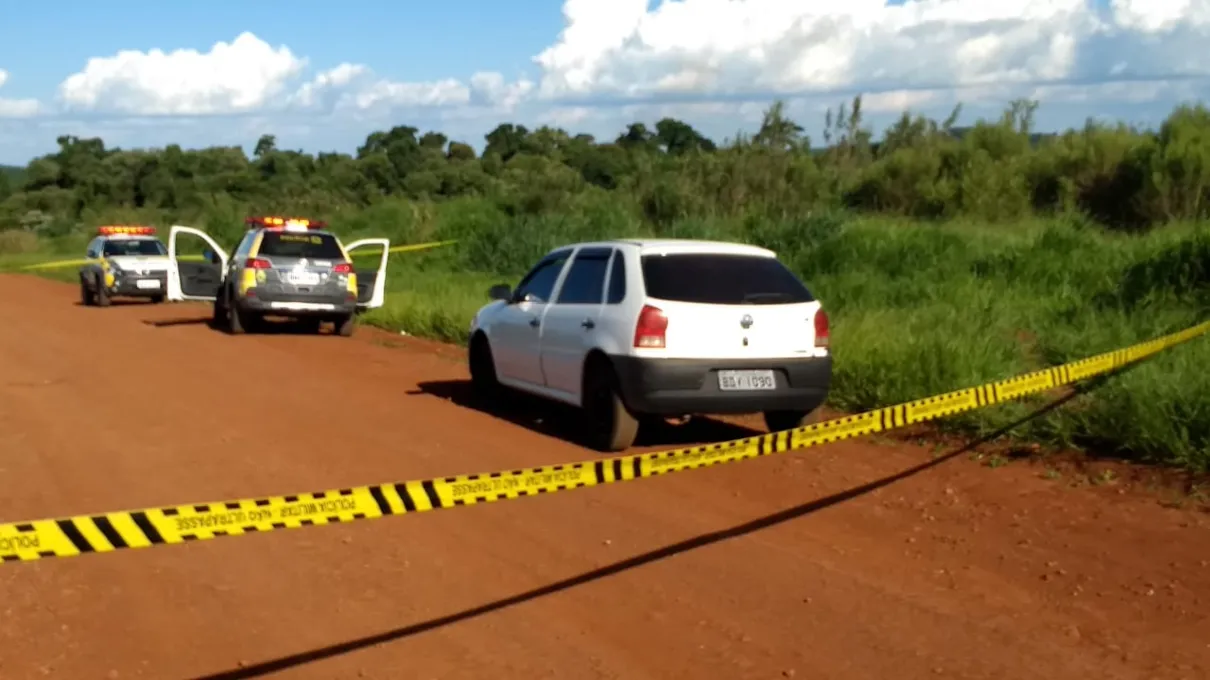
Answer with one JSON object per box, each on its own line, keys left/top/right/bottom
{"left": 237, "top": 290, "right": 356, "bottom": 316}
{"left": 609, "top": 354, "right": 832, "bottom": 416}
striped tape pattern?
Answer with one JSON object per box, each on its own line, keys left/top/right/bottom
{"left": 2, "top": 320, "right": 1207, "bottom": 565}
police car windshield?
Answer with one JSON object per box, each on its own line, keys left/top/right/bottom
{"left": 103, "top": 239, "right": 167, "bottom": 257}
{"left": 258, "top": 232, "right": 344, "bottom": 260}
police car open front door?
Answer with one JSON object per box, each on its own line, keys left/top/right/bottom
{"left": 345, "top": 238, "right": 389, "bottom": 309}
{"left": 167, "top": 226, "right": 229, "bottom": 302}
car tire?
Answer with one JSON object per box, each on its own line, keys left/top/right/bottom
{"left": 582, "top": 360, "right": 639, "bottom": 453}
{"left": 226, "top": 296, "right": 247, "bottom": 335}
{"left": 212, "top": 289, "right": 229, "bottom": 330}
{"left": 762, "top": 408, "right": 824, "bottom": 433}
{"left": 80, "top": 278, "right": 94, "bottom": 306}
{"left": 468, "top": 334, "right": 500, "bottom": 402}
{"left": 335, "top": 314, "right": 356, "bottom": 337}
{"left": 95, "top": 277, "right": 111, "bottom": 307}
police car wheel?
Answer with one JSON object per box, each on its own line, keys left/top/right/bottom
{"left": 226, "top": 299, "right": 247, "bottom": 335}
{"left": 95, "top": 279, "right": 111, "bottom": 307}
{"left": 79, "top": 279, "right": 94, "bottom": 306}
{"left": 212, "top": 289, "right": 229, "bottom": 328}
{"left": 336, "top": 314, "right": 356, "bottom": 337}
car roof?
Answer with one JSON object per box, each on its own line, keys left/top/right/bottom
{"left": 553, "top": 238, "right": 776, "bottom": 258}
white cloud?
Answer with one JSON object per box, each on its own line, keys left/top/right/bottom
{"left": 0, "top": 69, "right": 41, "bottom": 118}
{"left": 57, "top": 32, "right": 306, "bottom": 114}
{"left": 3, "top": 0, "right": 1210, "bottom": 163}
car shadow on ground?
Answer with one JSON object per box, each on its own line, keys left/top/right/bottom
{"left": 73, "top": 299, "right": 154, "bottom": 308}
{"left": 409, "top": 379, "right": 762, "bottom": 449}
{"left": 186, "top": 375, "right": 1108, "bottom": 680}
{"left": 142, "top": 316, "right": 344, "bottom": 335}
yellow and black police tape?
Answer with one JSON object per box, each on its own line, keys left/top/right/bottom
{"left": 15, "top": 240, "right": 458, "bottom": 271}
{"left": 2, "top": 320, "right": 1207, "bottom": 566}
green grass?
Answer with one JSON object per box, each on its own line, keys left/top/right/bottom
{"left": 7, "top": 206, "right": 1209, "bottom": 472}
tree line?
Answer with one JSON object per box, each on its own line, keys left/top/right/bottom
{"left": 3, "top": 96, "right": 1210, "bottom": 238}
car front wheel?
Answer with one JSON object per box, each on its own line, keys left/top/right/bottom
{"left": 80, "top": 278, "right": 94, "bottom": 306}
{"left": 468, "top": 334, "right": 500, "bottom": 402}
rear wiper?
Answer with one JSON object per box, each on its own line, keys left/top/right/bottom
{"left": 742, "top": 292, "right": 794, "bottom": 303}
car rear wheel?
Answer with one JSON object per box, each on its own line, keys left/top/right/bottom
{"left": 226, "top": 297, "right": 247, "bottom": 335}
{"left": 582, "top": 361, "right": 639, "bottom": 453}
{"left": 335, "top": 313, "right": 356, "bottom": 337}
{"left": 762, "top": 408, "right": 823, "bottom": 433}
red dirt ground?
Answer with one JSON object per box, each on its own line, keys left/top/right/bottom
{"left": 0, "top": 273, "right": 1207, "bottom": 680}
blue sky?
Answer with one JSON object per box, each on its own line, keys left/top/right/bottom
{"left": 0, "top": 0, "right": 1206, "bottom": 165}
{"left": 0, "top": 0, "right": 565, "bottom": 100}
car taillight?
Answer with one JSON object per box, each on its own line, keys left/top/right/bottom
{"left": 245, "top": 258, "right": 271, "bottom": 269}
{"left": 633, "top": 304, "right": 668, "bottom": 348}
{"left": 332, "top": 262, "right": 353, "bottom": 274}
{"left": 814, "top": 309, "right": 830, "bottom": 348}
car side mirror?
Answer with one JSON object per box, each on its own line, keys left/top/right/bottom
{"left": 488, "top": 284, "right": 512, "bottom": 301}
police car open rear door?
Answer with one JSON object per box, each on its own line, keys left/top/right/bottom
{"left": 345, "top": 238, "right": 390, "bottom": 309}
{"left": 167, "top": 225, "right": 228, "bottom": 302}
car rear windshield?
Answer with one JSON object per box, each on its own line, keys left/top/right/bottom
{"left": 257, "top": 232, "right": 345, "bottom": 260}
{"left": 103, "top": 239, "right": 167, "bottom": 256}
{"left": 640, "top": 253, "right": 814, "bottom": 305}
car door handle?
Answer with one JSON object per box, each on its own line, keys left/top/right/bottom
{"left": 529, "top": 317, "right": 540, "bottom": 328}
{"left": 581, "top": 319, "right": 595, "bottom": 329}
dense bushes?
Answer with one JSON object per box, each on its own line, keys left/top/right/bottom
{"left": 6, "top": 98, "right": 1210, "bottom": 231}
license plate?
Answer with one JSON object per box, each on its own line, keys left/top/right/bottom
{"left": 286, "top": 271, "right": 320, "bottom": 285}
{"left": 717, "top": 369, "right": 776, "bottom": 391}
{"left": 135, "top": 279, "right": 161, "bottom": 289}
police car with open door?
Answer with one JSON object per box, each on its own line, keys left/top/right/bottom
{"left": 165, "top": 216, "right": 390, "bottom": 336}
{"left": 79, "top": 225, "right": 171, "bottom": 306}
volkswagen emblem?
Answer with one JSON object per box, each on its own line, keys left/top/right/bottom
{"left": 740, "top": 314, "right": 753, "bottom": 329}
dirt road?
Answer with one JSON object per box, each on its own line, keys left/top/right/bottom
{"left": 0, "top": 273, "right": 1207, "bottom": 680}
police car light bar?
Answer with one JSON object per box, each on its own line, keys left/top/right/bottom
{"left": 245, "top": 216, "right": 327, "bottom": 229}
{"left": 97, "top": 225, "right": 157, "bottom": 236}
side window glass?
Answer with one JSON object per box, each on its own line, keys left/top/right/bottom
{"left": 555, "top": 249, "right": 610, "bottom": 304}
{"left": 234, "top": 233, "right": 255, "bottom": 259}
{"left": 85, "top": 239, "right": 100, "bottom": 259}
{"left": 514, "top": 253, "right": 569, "bottom": 304}
{"left": 605, "top": 251, "right": 626, "bottom": 304}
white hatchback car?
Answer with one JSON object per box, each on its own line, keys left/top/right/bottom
{"left": 467, "top": 239, "right": 832, "bottom": 451}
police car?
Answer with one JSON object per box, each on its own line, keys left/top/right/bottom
{"left": 165, "top": 217, "right": 390, "bottom": 336}
{"left": 79, "top": 225, "right": 171, "bottom": 306}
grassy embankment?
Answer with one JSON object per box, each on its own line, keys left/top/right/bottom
{"left": 5, "top": 200, "right": 1207, "bottom": 472}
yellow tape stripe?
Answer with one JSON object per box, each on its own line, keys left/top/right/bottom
{"left": 2, "top": 320, "right": 1207, "bottom": 565}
